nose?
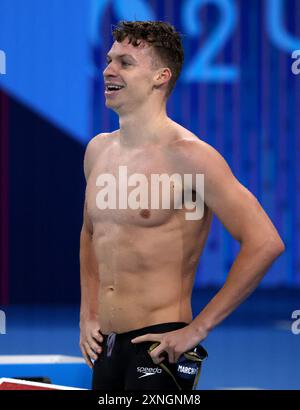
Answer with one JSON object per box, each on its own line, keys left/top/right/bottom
{"left": 102, "top": 61, "right": 118, "bottom": 78}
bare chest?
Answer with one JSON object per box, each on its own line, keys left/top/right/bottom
{"left": 86, "top": 146, "right": 186, "bottom": 227}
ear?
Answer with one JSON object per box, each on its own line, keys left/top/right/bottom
{"left": 153, "top": 67, "right": 172, "bottom": 89}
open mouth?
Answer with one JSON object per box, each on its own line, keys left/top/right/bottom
{"left": 105, "top": 84, "right": 125, "bottom": 96}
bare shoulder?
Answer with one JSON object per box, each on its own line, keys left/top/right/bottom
{"left": 84, "top": 130, "right": 119, "bottom": 180}
{"left": 170, "top": 122, "right": 229, "bottom": 174}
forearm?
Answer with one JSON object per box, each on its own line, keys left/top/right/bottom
{"left": 80, "top": 228, "right": 100, "bottom": 321}
{"left": 192, "top": 240, "right": 284, "bottom": 334}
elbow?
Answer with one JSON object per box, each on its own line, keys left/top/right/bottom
{"left": 277, "top": 238, "right": 286, "bottom": 255}
{"left": 266, "top": 237, "right": 286, "bottom": 259}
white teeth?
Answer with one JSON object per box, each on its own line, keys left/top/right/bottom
{"left": 106, "top": 84, "right": 124, "bottom": 91}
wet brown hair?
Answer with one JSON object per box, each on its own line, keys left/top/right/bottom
{"left": 112, "top": 21, "right": 184, "bottom": 99}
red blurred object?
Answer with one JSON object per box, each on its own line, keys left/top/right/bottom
{"left": 0, "top": 381, "right": 56, "bottom": 390}
{"left": 0, "top": 378, "right": 80, "bottom": 390}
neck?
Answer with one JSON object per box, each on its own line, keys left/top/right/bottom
{"left": 118, "top": 99, "right": 170, "bottom": 147}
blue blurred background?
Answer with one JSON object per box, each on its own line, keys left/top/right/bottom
{"left": 0, "top": 0, "right": 299, "bottom": 389}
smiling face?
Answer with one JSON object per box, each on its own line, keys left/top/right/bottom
{"left": 103, "top": 38, "right": 165, "bottom": 112}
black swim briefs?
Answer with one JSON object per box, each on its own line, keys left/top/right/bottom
{"left": 92, "top": 321, "right": 207, "bottom": 391}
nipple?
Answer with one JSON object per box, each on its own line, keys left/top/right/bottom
{"left": 140, "top": 209, "right": 151, "bottom": 219}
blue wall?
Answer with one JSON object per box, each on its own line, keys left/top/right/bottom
{"left": 91, "top": 0, "right": 300, "bottom": 288}
{"left": 0, "top": 0, "right": 299, "bottom": 304}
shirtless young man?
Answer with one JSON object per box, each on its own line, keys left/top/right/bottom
{"left": 79, "top": 21, "right": 285, "bottom": 390}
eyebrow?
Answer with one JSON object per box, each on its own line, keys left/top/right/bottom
{"left": 106, "top": 53, "right": 137, "bottom": 62}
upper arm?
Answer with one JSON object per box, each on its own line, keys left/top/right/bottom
{"left": 184, "top": 140, "right": 283, "bottom": 247}
{"left": 82, "top": 198, "right": 93, "bottom": 235}
{"left": 82, "top": 133, "right": 108, "bottom": 233}
{"left": 83, "top": 133, "right": 109, "bottom": 181}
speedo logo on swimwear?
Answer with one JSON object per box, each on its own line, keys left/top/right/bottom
{"left": 95, "top": 166, "right": 205, "bottom": 221}
{"left": 137, "top": 366, "right": 162, "bottom": 378}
